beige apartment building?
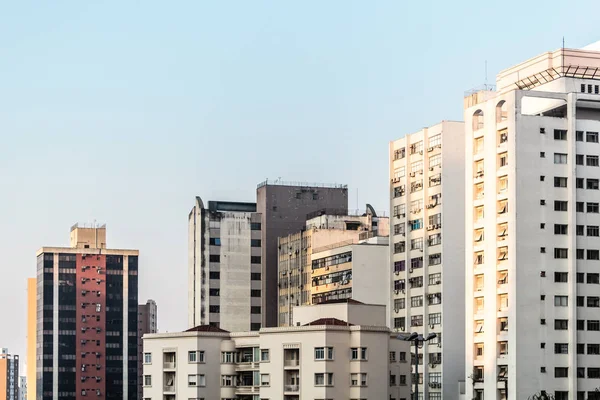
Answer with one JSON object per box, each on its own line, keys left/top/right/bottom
{"left": 142, "top": 302, "right": 411, "bottom": 400}
{"left": 277, "top": 206, "right": 389, "bottom": 326}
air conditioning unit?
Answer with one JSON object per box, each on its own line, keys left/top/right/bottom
{"left": 436, "top": 280, "right": 441, "bottom": 284}
{"left": 409, "top": 172, "right": 416, "bottom": 177}
{"left": 419, "top": 169, "right": 424, "bottom": 174}
{"left": 395, "top": 289, "right": 400, "bottom": 294}
{"left": 409, "top": 268, "right": 414, "bottom": 273}
{"left": 427, "top": 225, "right": 434, "bottom": 231}
{"left": 395, "top": 271, "right": 400, "bottom": 276}
{"left": 430, "top": 324, "right": 435, "bottom": 329}
{"left": 392, "top": 177, "right": 400, "bottom": 183}
{"left": 430, "top": 363, "right": 438, "bottom": 369}
{"left": 428, "top": 147, "right": 434, "bottom": 152}
{"left": 429, "top": 167, "right": 434, "bottom": 171}
{"left": 400, "top": 326, "right": 405, "bottom": 331}
{"left": 419, "top": 150, "right": 424, "bottom": 155}
{"left": 394, "top": 308, "right": 399, "bottom": 313}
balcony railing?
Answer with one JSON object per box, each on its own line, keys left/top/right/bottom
{"left": 284, "top": 359, "right": 299, "bottom": 367}
{"left": 163, "top": 385, "right": 175, "bottom": 393}
{"left": 284, "top": 384, "right": 299, "bottom": 392}
{"left": 163, "top": 362, "right": 176, "bottom": 369}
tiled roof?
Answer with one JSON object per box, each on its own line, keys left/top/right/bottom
{"left": 185, "top": 325, "right": 230, "bottom": 333}
{"left": 303, "top": 318, "right": 352, "bottom": 326}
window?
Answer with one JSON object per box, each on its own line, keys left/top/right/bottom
{"left": 393, "top": 147, "right": 406, "bottom": 160}
{"left": 389, "top": 351, "right": 396, "bottom": 362}
{"left": 261, "top": 349, "right": 269, "bottom": 361}
{"left": 555, "top": 296, "right": 568, "bottom": 307}
{"left": 577, "top": 178, "right": 584, "bottom": 188}
{"left": 411, "top": 257, "right": 423, "bottom": 269}
{"left": 554, "top": 177, "right": 568, "bottom": 188}
{"left": 588, "top": 131, "right": 599, "bottom": 143}
{"left": 589, "top": 320, "right": 600, "bottom": 331}
{"left": 251, "top": 256, "right": 261, "bottom": 264}
{"left": 588, "top": 273, "right": 600, "bottom": 284}
{"left": 394, "top": 317, "right": 405, "bottom": 329}
{"left": 555, "top": 368, "right": 569, "bottom": 378}
{"left": 221, "top": 352, "right": 234, "bottom": 363}
{"left": 555, "top": 224, "right": 568, "bottom": 235}
{"left": 350, "top": 373, "right": 367, "bottom": 386}
{"left": 577, "top": 131, "right": 584, "bottom": 141}
{"left": 188, "top": 374, "right": 205, "bottom": 387}
{"left": 555, "top": 319, "right": 568, "bottom": 330}
{"left": 394, "top": 298, "right": 405, "bottom": 311}
{"left": 541, "top": 151, "right": 546, "bottom": 157}
{"left": 411, "top": 237, "right": 423, "bottom": 251}
{"left": 554, "top": 129, "right": 567, "bottom": 140}
{"left": 589, "top": 368, "right": 600, "bottom": 378}
{"left": 209, "top": 271, "right": 220, "bottom": 279}
{"left": 588, "top": 297, "right": 600, "bottom": 307}
{"left": 209, "top": 254, "right": 220, "bottom": 263}
{"left": 588, "top": 179, "right": 600, "bottom": 190}
{"left": 555, "top": 201, "right": 568, "bottom": 211}
{"left": 143, "top": 353, "right": 151, "bottom": 364}
{"left": 143, "top": 375, "right": 151, "bottom": 386}
{"left": 578, "top": 296, "right": 585, "bottom": 306}
{"left": 314, "top": 373, "right": 333, "bottom": 386}
{"left": 209, "top": 305, "right": 220, "bottom": 313}
{"left": 577, "top": 225, "right": 585, "bottom": 235}
{"left": 411, "top": 160, "right": 423, "bottom": 173}
{"left": 578, "top": 249, "right": 585, "bottom": 259}
{"left": 394, "top": 241, "right": 405, "bottom": 254}
{"left": 209, "top": 288, "right": 219, "bottom": 296}
{"left": 588, "top": 155, "right": 600, "bottom": 166}
{"left": 393, "top": 204, "right": 406, "bottom": 217}
{"left": 429, "top": 273, "right": 441, "bottom": 286}
{"left": 209, "top": 237, "right": 221, "bottom": 246}
{"left": 428, "top": 293, "right": 442, "bottom": 305}
{"left": 588, "top": 344, "right": 600, "bottom": 355}
{"left": 410, "top": 141, "right": 424, "bottom": 155}
{"left": 260, "top": 374, "right": 270, "bottom": 386}
{"left": 577, "top": 154, "right": 585, "bottom": 165}
{"left": 221, "top": 375, "right": 234, "bottom": 386}
{"left": 554, "top": 153, "right": 568, "bottom": 164}
{"left": 589, "top": 202, "right": 600, "bottom": 213}
{"left": 588, "top": 226, "right": 600, "bottom": 237}
{"left": 577, "top": 202, "right": 585, "bottom": 212}
{"left": 578, "top": 320, "right": 585, "bottom": 330}
{"left": 351, "top": 347, "right": 367, "bottom": 360}
{"left": 411, "top": 295, "right": 423, "bottom": 307}
{"left": 430, "top": 154, "right": 441, "bottom": 168}
{"left": 589, "top": 250, "right": 600, "bottom": 260}
{"left": 409, "top": 219, "right": 423, "bottom": 231}
{"left": 393, "top": 186, "right": 405, "bottom": 198}
{"left": 429, "top": 134, "right": 441, "bottom": 148}
{"left": 411, "top": 314, "right": 424, "bottom": 326}
{"left": 251, "top": 239, "right": 261, "bottom": 247}
{"left": 394, "top": 223, "right": 406, "bottom": 235}
{"left": 555, "top": 272, "right": 568, "bottom": 283}
{"left": 251, "top": 290, "right": 261, "bottom": 297}
{"left": 411, "top": 198, "right": 423, "bottom": 212}
{"left": 394, "top": 166, "right": 406, "bottom": 179}
{"left": 314, "top": 347, "right": 333, "bottom": 360}
{"left": 554, "top": 248, "right": 568, "bottom": 259}
{"left": 251, "top": 272, "right": 261, "bottom": 280}
{"left": 250, "top": 222, "right": 261, "bottom": 230}
{"left": 188, "top": 351, "right": 205, "bottom": 363}
{"left": 429, "top": 312, "right": 442, "bottom": 325}
{"left": 499, "top": 152, "right": 508, "bottom": 167}
{"left": 429, "top": 253, "right": 442, "bottom": 265}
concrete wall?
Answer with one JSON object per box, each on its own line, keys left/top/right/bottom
{"left": 292, "top": 302, "right": 387, "bottom": 327}
{"left": 257, "top": 184, "right": 348, "bottom": 327}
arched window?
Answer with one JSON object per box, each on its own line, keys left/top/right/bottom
{"left": 496, "top": 101, "right": 508, "bottom": 123}
{"left": 473, "top": 110, "right": 484, "bottom": 131}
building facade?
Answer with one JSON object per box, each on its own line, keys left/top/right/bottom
{"left": 138, "top": 300, "right": 157, "bottom": 400}
{"left": 34, "top": 224, "right": 138, "bottom": 400}
{"left": 18, "top": 377, "right": 25, "bottom": 400}
{"left": 465, "top": 44, "right": 600, "bottom": 400}
{"left": 277, "top": 206, "right": 388, "bottom": 327}
{"left": 390, "top": 120, "right": 466, "bottom": 399}
{"left": 143, "top": 303, "right": 411, "bottom": 400}
{"left": 0, "top": 349, "right": 19, "bottom": 400}
{"left": 256, "top": 180, "right": 349, "bottom": 327}
{"left": 188, "top": 198, "right": 263, "bottom": 332}
{"left": 26, "top": 278, "right": 35, "bottom": 400}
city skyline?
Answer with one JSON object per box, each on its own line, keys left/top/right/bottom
{"left": 2, "top": 0, "right": 600, "bottom": 378}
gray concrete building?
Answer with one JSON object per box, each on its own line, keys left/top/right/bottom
{"left": 137, "top": 299, "right": 157, "bottom": 400}
{"left": 188, "top": 198, "right": 263, "bottom": 332}
{"left": 256, "top": 180, "right": 349, "bottom": 327}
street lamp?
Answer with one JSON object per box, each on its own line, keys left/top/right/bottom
{"left": 398, "top": 332, "right": 437, "bottom": 400}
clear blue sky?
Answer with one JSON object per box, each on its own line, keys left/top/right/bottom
{"left": 1, "top": 1, "right": 598, "bottom": 368}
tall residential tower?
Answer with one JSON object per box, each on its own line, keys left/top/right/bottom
{"left": 34, "top": 224, "right": 138, "bottom": 400}
{"left": 389, "top": 120, "right": 465, "bottom": 399}
{"left": 465, "top": 43, "right": 600, "bottom": 400}
{"left": 0, "top": 349, "right": 19, "bottom": 400}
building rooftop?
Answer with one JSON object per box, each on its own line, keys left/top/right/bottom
{"left": 185, "top": 325, "right": 230, "bottom": 333}
{"left": 303, "top": 317, "right": 353, "bottom": 327}
{"left": 207, "top": 200, "right": 257, "bottom": 213}
{"left": 257, "top": 179, "right": 347, "bottom": 190}
{"left": 317, "top": 298, "right": 364, "bottom": 305}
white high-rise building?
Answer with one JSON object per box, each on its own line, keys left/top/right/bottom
{"left": 389, "top": 120, "right": 466, "bottom": 399}
{"left": 464, "top": 43, "right": 600, "bottom": 400}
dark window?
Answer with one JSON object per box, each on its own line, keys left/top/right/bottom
{"left": 209, "top": 238, "right": 221, "bottom": 246}
{"left": 554, "top": 177, "right": 568, "bottom": 188}
{"left": 555, "top": 367, "right": 569, "bottom": 378}
{"left": 209, "top": 271, "right": 220, "bottom": 279}
{"left": 588, "top": 203, "right": 600, "bottom": 213}
{"left": 588, "top": 250, "right": 600, "bottom": 260}
{"left": 541, "top": 175, "right": 546, "bottom": 181}
{"left": 588, "top": 179, "right": 600, "bottom": 190}
{"left": 577, "top": 320, "right": 585, "bottom": 330}
{"left": 589, "top": 368, "right": 600, "bottom": 379}
{"left": 250, "top": 306, "right": 261, "bottom": 314}
{"left": 578, "top": 343, "right": 585, "bottom": 354}
{"left": 577, "top": 202, "right": 585, "bottom": 212}
{"left": 554, "top": 248, "right": 568, "bottom": 259}
{"left": 588, "top": 226, "right": 600, "bottom": 237}
{"left": 577, "top": 249, "right": 585, "bottom": 260}
{"left": 588, "top": 344, "right": 600, "bottom": 354}
{"left": 250, "top": 323, "right": 261, "bottom": 331}
{"left": 577, "top": 225, "right": 585, "bottom": 235}
{"left": 209, "top": 305, "right": 220, "bottom": 313}
{"left": 555, "top": 201, "right": 568, "bottom": 211}
{"left": 588, "top": 273, "right": 600, "bottom": 284}
{"left": 587, "top": 155, "right": 600, "bottom": 167}
{"left": 555, "top": 319, "right": 568, "bottom": 330}
{"left": 577, "top": 273, "right": 585, "bottom": 283}
{"left": 250, "top": 223, "right": 261, "bottom": 230}
{"left": 554, "top": 130, "right": 568, "bottom": 140}
{"left": 209, "top": 255, "right": 220, "bottom": 263}
{"left": 555, "top": 272, "right": 568, "bottom": 282}
{"left": 251, "top": 256, "right": 261, "bottom": 264}
{"left": 251, "top": 239, "right": 261, "bottom": 247}
{"left": 554, "top": 224, "right": 568, "bottom": 235}
{"left": 554, "top": 343, "right": 568, "bottom": 354}
{"left": 209, "top": 289, "right": 220, "bottom": 296}
{"left": 250, "top": 290, "right": 261, "bottom": 297}
{"left": 250, "top": 273, "right": 261, "bottom": 280}
{"left": 577, "top": 178, "right": 584, "bottom": 189}
{"left": 576, "top": 131, "right": 584, "bottom": 141}
{"left": 577, "top": 296, "right": 584, "bottom": 306}
{"left": 588, "top": 297, "right": 600, "bottom": 307}
{"left": 577, "top": 154, "right": 585, "bottom": 165}
{"left": 588, "top": 320, "right": 600, "bottom": 331}
{"left": 540, "top": 152, "right": 546, "bottom": 158}
{"left": 587, "top": 131, "right": 599, "bottom": 143}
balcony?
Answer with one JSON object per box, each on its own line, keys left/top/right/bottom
{"left": 284, "top": 385, "right": 299, "bottom": 393}
{"left": 284, "top": 359, "right": 299, "bottom": 367}
{"left": 163, "top": 362, "right": 176, "bottom": 369}
{"left": 163, "top": 385, "right": 175, "bottom": 393}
